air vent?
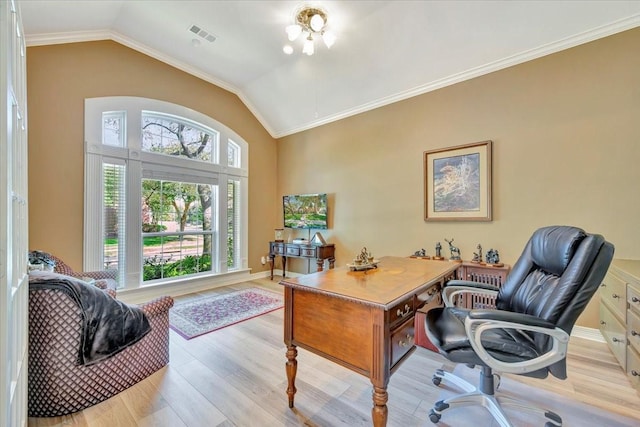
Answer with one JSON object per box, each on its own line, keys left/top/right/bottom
{"left": 189, "top": 24, "right": 216, "bottom": 43}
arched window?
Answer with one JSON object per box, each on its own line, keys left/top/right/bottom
{"left": 84, "top": 97, "right": 248, "bottom": 289}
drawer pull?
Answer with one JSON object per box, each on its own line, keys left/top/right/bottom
{"left": 612, "top": 293, "right": 621, "bottom": 299}
{"left": 632, "top": 330, "right": 639, "bottom": 337}
{"left": 612, "top": 337, "right": 624, "bottom": 343}
{"left": 396, "top": 304, "right": 411, "bottom": 318}
{"left": 600, "top": 320, "right": 606, "bottom": 325}
{"left": 399, "top": 334, "right": 413, "bottom": 347}
{"left": 632, "top": 297, "right": 640, "bottom": 303}
{"left": 632, "top": 370, "right": 640, "bottom": 377}
{"left": 600, "top": 283, "right": 606, "bottom": 288}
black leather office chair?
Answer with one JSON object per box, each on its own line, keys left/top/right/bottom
{"left": 425, "top": 226, "right": 614, "bottom": 427}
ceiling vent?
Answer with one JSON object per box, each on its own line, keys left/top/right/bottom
{"left": 189, "top": 24, "right": 216, "bottom": 43}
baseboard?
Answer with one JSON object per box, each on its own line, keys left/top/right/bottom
{"left": 571, "top": 325, "right": 605, "bottom": 343}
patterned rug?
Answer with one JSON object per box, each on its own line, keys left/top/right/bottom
{"left": 169, "top": 288, "right": 283, "bottom": 339}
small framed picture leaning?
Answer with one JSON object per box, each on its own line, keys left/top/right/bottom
{"left": 424, "top": 140, "right": 492, "bottom": 222}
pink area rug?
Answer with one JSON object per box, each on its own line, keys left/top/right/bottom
{"left": 170, "top": 288, "right": 283, "bottom": 339}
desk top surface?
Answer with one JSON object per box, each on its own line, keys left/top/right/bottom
{"left": 279, "top": 256, "right": 458, "bottom": 308}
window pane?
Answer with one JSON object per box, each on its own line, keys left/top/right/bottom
{"left": 227, "top": 179, "right": 240, "bottom": 269}
{"left": 228, "top": 139, "right": 240, "bottom": 167}
{"left": 102, "top": 111, "right": 126, "bottom": 147}
{"left": 142, "top": 113, "right": 218, "bottom": 163}
{"left": 142, "top": 178, "right": 215, "bottom": 281}
{"left": 103, "top": 163, "right": 125, "bottom": 274}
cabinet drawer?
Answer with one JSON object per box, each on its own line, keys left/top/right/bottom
{"left": 600, "top": 272, "right": 627, "bottom": 320}
{"left": 390, "top": 296, "right": 414, "bottom": 327}
{"left": 390, "top": 318, "right": 415, "bottom": 368}
{"left": 626, "top": 346, "right": 640, "bottom": 390}
{"left": 628, "top": 284, "right": 640, "bottom": 317}
{"left": 300, "top": 247, "right": 317, "bottom": 257}
{"left": 285, "top": 246, "right": 300, "bottom": 256}
{"left": 628, "top": 305, "right": 640, "bottom": 355}
{"left": 600, "top": 303, "right": 627, "bottom": 368}
{"left": 272, "top": 243, "right": 285, "bottom": 255}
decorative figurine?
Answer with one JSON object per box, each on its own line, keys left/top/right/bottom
{"left": 433, "top": 242, "right": 444, "bottom": 260}
{"left": 350, "top": 247, "right": 377, "bottom": 270}
{"left": 445, "top": 238, "right": 462, "bottom": 262}
{"left": 485, "top": 248, "right": 504, "bottom": 267}
{"left": 471, "top": 244, "right": 483, "bottom": 264}
{"left": 412, "top": 248, "right": 428, "bottom": 258}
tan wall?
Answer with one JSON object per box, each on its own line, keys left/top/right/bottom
{"left": 277, "top": 28, "right": 640, "bottom": 328}
{"left": 27, "top": 40, "right": 278, "bottom": 275}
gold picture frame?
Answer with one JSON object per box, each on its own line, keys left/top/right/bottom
{"left": 424, "top": 140, "right": 492, "bottom": 221}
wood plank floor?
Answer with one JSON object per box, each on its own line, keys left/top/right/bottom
{"left": 29, "top": 277, "right": 640, "bottom": 427}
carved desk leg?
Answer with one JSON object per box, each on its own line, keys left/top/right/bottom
{"left": 316, "top": 258, "right": 324, "bottom": 272}
{"left": 269, "top": 254, "right": 275, "bottom": 280}
{"left": 286, "top": 345, "right": 298, "bottom": 408}
{"left": 372, "top": 386, "right": 389, "bottom": 427}
{"left": 328, "top": 256, "right": 335, "bottom": 270}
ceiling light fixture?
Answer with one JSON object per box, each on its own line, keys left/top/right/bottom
{"left": 283, "top": 4, "right": 336, "bottom": 56}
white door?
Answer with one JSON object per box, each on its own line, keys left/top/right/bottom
{"left": 0, "top": 0, "right": 29, "bottom": 425}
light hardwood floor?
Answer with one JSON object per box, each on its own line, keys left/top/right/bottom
{"left": 29, "top": 277, "right": 640, "bottom": 427}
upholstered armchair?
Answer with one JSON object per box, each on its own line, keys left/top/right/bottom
{"left": 29, "top": 250, "right": 118, "bottom": 291}
{"left": 28, "top": 271, "right": 174, "bottom": 417}
{"left": 425, "top": 226, "right": 614, "bottom": 427}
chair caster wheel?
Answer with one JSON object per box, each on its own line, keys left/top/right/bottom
{"left": 429, "top": 409, "right": 441, "bottom": 423}
{"left": 432, "top": 376, "right": 441, "bottom": 386}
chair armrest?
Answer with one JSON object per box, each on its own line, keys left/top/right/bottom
{"left": 80, "top": 270, "right": 118, "bottom": 281}
{"left": 442, "top": 280, "right": 500, "bottom": 307}
{"left": 139, "top": 296, "right": 174, "bottom": 317}
{"left": 468, "top": 309, "right": 555, "bottom": 329}
{"left": 464, "top": 310, "right": 569, "bottom": 375}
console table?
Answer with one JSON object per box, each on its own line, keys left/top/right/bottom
{"left": 280, "top": 256, "right": 458, "bottom": 426}
{"left": 269, "top": 241, "right": 335, "bottom": 280}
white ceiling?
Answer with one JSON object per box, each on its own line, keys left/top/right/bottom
{"left": 20, "top": 1, "right": 640, "bottom": 138}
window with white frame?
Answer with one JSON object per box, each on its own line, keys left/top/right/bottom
{"left": 84, "top": 97, "right": 248, "bottom": 288}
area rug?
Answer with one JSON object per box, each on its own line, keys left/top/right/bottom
{"left": 170, "top": 288, "right": 283, "bottom": 339}
{"left": 433, "top": 365, "right": 639, "bottom": 426}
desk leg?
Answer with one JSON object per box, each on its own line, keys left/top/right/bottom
{"left": 282, "top": 256, "right": 287, "bottom": 278}
{"left": 329, "top": 257, "right": 335, "bottom": 270}
{"left": 316, "top": 258, "right": 324, "bottom": 272}
{"left": 269, "top": 255, "right": 275, "bottom": 280}
{"left": 371, "top": 386, "right": 388, "bottom": 427}
{"left": 286, "top": 345, "right": 298, "bottom": 408}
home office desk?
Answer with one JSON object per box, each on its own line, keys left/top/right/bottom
{"left": 279, "top": 256, "right": 458, "bottom": 427}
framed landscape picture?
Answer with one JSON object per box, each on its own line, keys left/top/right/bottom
{"left": 424, "top": 140, "right": 492, "bottom": 221}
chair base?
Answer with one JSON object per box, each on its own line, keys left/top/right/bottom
{"left": 429, "top": 367, "right": 562, "bottom": 427}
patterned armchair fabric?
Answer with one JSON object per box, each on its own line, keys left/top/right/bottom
{"left": 28, "top": 275, "right": 174, "bottom": 417}
{"left": 29, "top": 251, "right": 118, "bottom": 291}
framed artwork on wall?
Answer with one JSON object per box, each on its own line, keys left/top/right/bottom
{"left": 424, "top": 140, "right": 492, "bottom": 221}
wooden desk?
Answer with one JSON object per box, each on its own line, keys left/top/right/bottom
{"left": 280, "top": 256, "right": 458, "bottom": 426}
{"left": 269, "top": 241, "right": 335, "bottom": 280}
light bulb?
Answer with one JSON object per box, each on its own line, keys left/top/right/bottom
{"left": 283, "top": 45, "right": 293, "bottom": 55}
{"left": 322, "top": 31, "right": 336, "bottom": 49}
{"left": 310, "top": 14, "right": 325, "bottom": 32}
{"left": 285, "top": 24, "right": 302, "bottom": 41}
{"left": 302, "top": 36, "right": 314, "bottom": 56}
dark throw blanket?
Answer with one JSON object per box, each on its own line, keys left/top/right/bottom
{"left": 29, "top": 271, "right": 151, "bottom": 366}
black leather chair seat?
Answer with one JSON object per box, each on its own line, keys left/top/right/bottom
{"left": 427, "top": 306, "right": 541, "bottom": 366}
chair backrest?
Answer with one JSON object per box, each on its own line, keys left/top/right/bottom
{"left": 496, "top": 226, "right": 614, "bottom": 334}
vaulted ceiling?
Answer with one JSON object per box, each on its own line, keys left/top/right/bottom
{"left": 20, "top": 1, "right": 640, "bottom": 137}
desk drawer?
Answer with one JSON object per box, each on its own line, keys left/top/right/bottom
{"left": 600, "top": 302, "right": 627, "bottom": 368}
{"left": 286, "top": 246, "right": 300, "bottom": 256}
{"left": 300, "top": 246, "right": 317, "bottom": 257}
{"left": 390, "top": 296, "right": 414, "bottom": 326}
{"left": 390, "top": 318, "right": 415, "bottom": 368}
{"left": 601, "top": 272, "right": 627, "bottom": 320}
{"left": 272, "top": 243, "right": 285, "bottom": 255}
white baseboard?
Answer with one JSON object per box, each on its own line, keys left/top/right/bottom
{"left": 571, "top": 325, "right": 605, "bottom": 342}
